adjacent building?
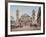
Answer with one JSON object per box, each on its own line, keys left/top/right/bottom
{"left": 37, "top": 7, "right": 41, "bottom": 27}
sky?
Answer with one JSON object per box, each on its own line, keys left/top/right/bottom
{"left": 10, "top": 5, "right": 40, "bottom": 20}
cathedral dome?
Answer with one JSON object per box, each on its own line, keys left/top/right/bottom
{"left": 21, "top": 13, "right": 30, "bottom": 18}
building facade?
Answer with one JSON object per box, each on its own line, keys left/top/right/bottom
{"left": 15, "top": 9, "right": 32, "bottom": 27}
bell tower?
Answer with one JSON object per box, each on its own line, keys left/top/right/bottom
{"left": 16, "top": 9, "right": 19, "bottom": 26}
{"left": 32, "top": 9, "right": 35, "bottom": 24}
{"left": 16, "top": 9, "right": 19, "bottom": 20}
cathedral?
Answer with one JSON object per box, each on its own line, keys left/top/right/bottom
{"left": 15, "top": 9, "right": 36, "bottom": 27}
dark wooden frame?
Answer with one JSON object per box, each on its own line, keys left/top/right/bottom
{"left": 5, "top": 0, "right": 45, "bottom": 37}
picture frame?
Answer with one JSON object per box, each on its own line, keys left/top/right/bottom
{"left": 5, "top": 0, "right": 45, "bottom": 37}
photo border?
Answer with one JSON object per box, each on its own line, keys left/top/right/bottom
{"left": 5, "top": 1, "right": 45, "bottom": 37}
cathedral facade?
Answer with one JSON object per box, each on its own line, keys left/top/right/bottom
{"left": 15, "top": 9, "right": 36, "bottom": 27}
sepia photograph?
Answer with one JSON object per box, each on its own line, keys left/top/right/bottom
{"left": 7, "top": 1, "right": 45, "bottom": 35}
{"left": 10, "top": 5, "right": 41, "bottom": 31}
